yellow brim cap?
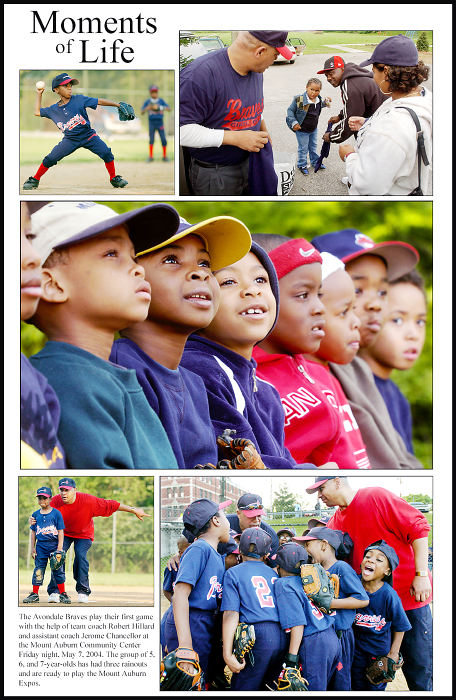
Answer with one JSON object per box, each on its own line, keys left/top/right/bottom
{"left": 135, "top": 216, "right": 252, "bottom": 271}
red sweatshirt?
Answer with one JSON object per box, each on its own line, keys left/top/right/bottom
{"left": 50, "top": 492, "right": 120, "bottom": 540}
{"left": 252, "top": 348, "right": 341, "bottom": 465}
{"left": 328, "top": 487, "right": 432, "bottom": 611}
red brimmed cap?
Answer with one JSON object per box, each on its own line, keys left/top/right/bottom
{"left": 317, "top": 56, "right": 345, "bottom": 74}
{"left": 249, "top": 31, "right": 293, "bottom": 60}
{"left": 306, "top": 476, "right": 337, "bottom": 494}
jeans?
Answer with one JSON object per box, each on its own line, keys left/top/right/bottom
{"left": 47, "top": 536, "right": 92, "bottom": 596}
{"left": 295, "top": 128, "right": 319, "bottom": 168}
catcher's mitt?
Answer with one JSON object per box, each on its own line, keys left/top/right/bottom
{"left": 276, "top": 666, "right": 309, "bottom": 691}
{"left": 300, "top": 563, "right": 339, "bottom": 613}
{"left": 118, "top": 102, "right": 136, "bottom": 121}
{"left": 233, "top": 623, "right": 255, "bottom": 664}
{"left": 216, "top": 430, "right": 266, "bottom": 469}
{"left": 365, "top": 653, "right": 404, "bottom": 685}
{"left": 160, "top": 647, "right": 203, "bottom": 691}
{"left": 49, "top": 550, "right": 66, "bottom": 571}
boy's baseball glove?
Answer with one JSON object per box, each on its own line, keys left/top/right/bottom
{"left": 216, "top": 430, "right": 267, "bottom": 469}
{"left": 233, "top": 623, "right": 255, "bottom": 664}
{"left": 118, "top": 102, "right": 136, "bottom": 121}
{"left": 160, "top": 647, "right": 203, "bottom": 691}
{"left": 300, "top": 563, "right": 339, "bottom": 613}
{"left": 365, "top": 653, "right": 404, "bottom": 685}
{"left": 49, "top": 551, "right": 66, "bottom": 571}
{"left": 276, "top": 666, "right": 309, "bottom": 691}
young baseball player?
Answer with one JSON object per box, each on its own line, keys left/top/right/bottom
{"left": 221, "top": 527, "right": 287, "bottom": 691}
{"left": 274, "top": 542, "right": 342, "bottom": 691}
{"left": 28, "top": 201, "right": 180, "bottom": 469}
{"left": 352, "top": 540, "right": 412, "bottom": 691}
{"left": 286, "top": 78, "right": 331, "bottom": 174}
{"left": 163, "top": 536, "right": 191, "bottom": 603}
{"left": 276, "top": 526, "right": 296, "bottom": 546}
{"left": 23, "top": 73, "right": 130, "bottom": 190}
{"left": 162, "top": 498, "right": 232, "bottom": 683}
{"left": 20, "top": 202, "right": 66, "bottom": 468}
{"left": 311, "top": 229, "right": 423, "bottom": 469}
{"left": 299, "top": 526, "right": 369, "bottom": 690}
{"left": 358, "top": 270, "right": 427, "bottom": 453}
{"left": 23, "top": 487, "right": 70, "bottom": 604}
{"left": 141, "top": 84, "right": 170, "bottom": 162}
{"left": 110, "top": 213, "right": 252, "bottom": 469}
{"left": 180, "top": 241, "right": 318, "bottom": 469}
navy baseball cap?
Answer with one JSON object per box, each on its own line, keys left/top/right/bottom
{"left": 306, "top": 476, "right": 338, "bottom": 494}
{"left": 52, "top": 73, "right": 79, "bottom": 91}
{"left": 363, "top": 540, "right": 399, "bottom": 585}
{"left": 359, "top": 34, "right": 418, "bottom": 68}
{"left": 307, "top": 515, "right": 331, "bottom": 529}
{"left": 296, "top": 526, "right": 343, "bottom": 552}
{"left": 218, "top": 536, "right": 240, "bottom": 556}
{"left": 237, "top": 494, "right": 266, "bottom": 517}
{"left": 275, "top": 542, "right": 309, "bottom": 573}
{"left": 36, "top": 486, "right": 52, "bottom": 498}
{"left": 58, "top": 478, "right": 76, "bottom": 489}
{"left": 277, "top": 526, "right": 296, "bottom": 538}
{"left": 239, "top": 527, "right": 272, "bottom": 558}
{"left": 31, "top": 202, "right": 181, "bottom": 265}
{"left": 149, "top": 85, "right": 159, "bottom": 91}
{"left": 182, "top": 498, "right": 232, "bottom": 536}
{"left": 248, "top": 31, "right": 293, "bottom": 60}
{"left": 317, "top": 56, "right": 345, "bottom": 74}
{"left": 311, "top": 230, "right": 419, "bottom": 283}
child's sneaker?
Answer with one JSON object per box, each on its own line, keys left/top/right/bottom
{"left": 48, "top": 592, "right": 60, "bottom": 603}
{"left": 162, "top": 156, "right": 169, "bottom": 162}
{"left": 298, "top": 167, "right": 309, "bottom": 175}
{"left": 78, "top": 593, "right": 89, "bottom": 603}
{"left": 315, "top": 164, "right": 326, "bottom": 171}
{"left": 59, "top": 592, "right": 72, "bottom": 604}
{"left": 110, "top": 175, "right": 128, "bottom": 188}
{"left": 23, "top": 177, "right": 40, "bottom": 190}
{"left": 147, "top": 157, "right": 154, "bottom": 163}
{"left": 23, "top": 592, "right": 39, "bottom": 604}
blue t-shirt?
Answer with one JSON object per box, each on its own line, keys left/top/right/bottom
{"left": 174, "top": 539, "right": 224, "bottom": 611}
{"left": 274, "top": 575, "right": 334, "bottom": 635}
{"left": 221, "top": 560, "right": 280, "bottom": 623}
{"left": 142, "top": 97, "right": 169, "bottom": 124}
{"left": 30, "top": 508, "right": 65, "bottom": 543}
{"left": 374, "top": 375, "right": 414, "bottom": 454}
{"left": 180, "top": 48, "right": 264, "bottom": 165}
{"left": 40, "top": 94, "right": 98, "bottom": 141}
{"left": 353, "top": 580, "right": 412, "bottom": 656}
{"left": 327, "top": 560, "right": 369, "bottom": 631}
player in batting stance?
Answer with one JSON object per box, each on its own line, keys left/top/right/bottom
{"left": 29, "top": 477, "right": 151, "bottom": 603}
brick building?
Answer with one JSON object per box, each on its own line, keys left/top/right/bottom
{"left": 160, "top": 476, "right": 247, "bottom": 522}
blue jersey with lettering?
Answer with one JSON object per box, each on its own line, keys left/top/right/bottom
{"left": 30, "top": 508, "right": 65, "bottom": 543}
{"left": 327, "top": 560, "right": 369, "bottom": 631}
{"left": 221, "top": 560, "right": 280, "bottom": 623}
{"left": 40, "top": 95, "right": 98, "bottom": 141}
{"left": 174, "top": 538, "right": 224, "bottom": 611}
{"left": 353, "top": 579, "right": 411, "bottom": 656}
{"left": 274, "top": 575, "right": 334, "bottom": 635}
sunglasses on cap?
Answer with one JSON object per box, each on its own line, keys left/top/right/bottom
{"left": 240, "top": 502, "right": 262, "bottom": 511}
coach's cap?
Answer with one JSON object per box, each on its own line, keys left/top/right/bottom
{"left": 317, "top": 55, "right": 345, "bottom": 74}
{"left": 359, "top": 34, "right": 418, "bottom": 68}
{"left": 249, "top": 31, "right": 293, "bottom": 60}
{"left": 182, "top": 498, "right": 232, "bottom": 536}
{"left": 311, "top": 230, "right": 419, "bottom": 282}
{"left": 31, "top": 202, "right": 181, "bottom": 265}
{"left": 239, "top": 527, "right": 272, "bottom": 558}
{"left": 52, "top": 73, "right": 80, "bottom": 91}
{"left": 36, "top": 486, "right": 52, "bottom": 498}
{"left": 306, "top": 476, "right": 338, "bottom": 494}
{"left": 135, "top": 215, "right": 252, "bottom": 272}
{"left": 237, "top": 493, "right": 266, "bottom": 517}
{"left": 269, "top": 238, "right": 322, "bottom": 280}
{"left": 363, "top": 539, "right": 399, "bottom": 585}
{"left": 58, "top": 477, "right": 76, "bottom": 489}
{"left": 277, "top": 526, "right": 296, "bottom": 539}
{"left": 295, "top": 526, "right": 343, "bottom": 552}
{"left": 275, "top": 542, "right": 308, "bottom": 573}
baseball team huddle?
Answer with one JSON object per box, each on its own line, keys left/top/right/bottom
{"left": 160, "top": 478, "right": 432, "bottom": 691}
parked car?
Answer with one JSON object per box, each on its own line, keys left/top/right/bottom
{"left": 196, "top": 35, "right": 226, "bottom": 52}
{"left": 409, "top": 502, "right": 431, "bottom": 513}
{"left": 289, "top": 36, "right": 307, "bottom": 55}
{"left": 274, "top": 38, "right": 297, "bottom": 64}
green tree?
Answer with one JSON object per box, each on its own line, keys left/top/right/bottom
{"left": 404, "top": 494, "right": 432, "bottom": 504}
{"left": 416, "top": 32, "right": 430, "bottom": 52}
{"left": 272, "top": 485, "right": 296, "bottom": 513}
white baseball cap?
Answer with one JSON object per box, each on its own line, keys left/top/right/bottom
{"left": 320, "top": 252, "right": 345, "bottom": 281}
{"left": 30, "top": 201, "right": 181, "bottom": 264}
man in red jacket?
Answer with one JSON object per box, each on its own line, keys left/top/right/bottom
{"left": 31, "top": 477, "right": 151, "bottom": 603}
{"left": 306, "top": 476, "right": 432, "bottom": 691}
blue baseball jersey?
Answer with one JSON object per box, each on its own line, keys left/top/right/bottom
{"left": 174, "top": 539, "right": 224, "bottom": 611}
{"left": 274, "top": 575, "right": 334, "bottom": 635}
{"left": 353, "top": 579, "right": 412, "bottom": 657}
{"left": 221, "top": 560, "right": 280, "bottom": 623}
{"left": 327, "top": 560, "right": 369, "bottom": 631}
{"left": 30, "top": 508, "right": 64, "bottom": 543}
{"left": 40, "top": 95, "right": 98, "bottom": 141}
{"left": 142, "top": 97, "right": 168, "bottom": 123}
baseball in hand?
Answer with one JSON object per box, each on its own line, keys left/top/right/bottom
{"left": 36, "top": 81, "right": 45, "bottom": 90}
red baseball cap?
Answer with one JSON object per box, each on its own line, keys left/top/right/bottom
{"left": 317, "top": 56, "right": 345, "bottom": 74}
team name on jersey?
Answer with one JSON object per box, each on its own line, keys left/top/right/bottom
{"left": 222, "top": 98, "right": 264, "bottom": 130}
{"left": 354, "top": 612, "right": 387, "bottom": 631}
{"left": 36, "top": 524, "right": 59, "bottom": 537}
{"left": 56, "top": 114, "right": 87, "bottom": 132}
{"left": 282, "top": 387, "right": 322, "bottom": 425}
{"left": 206, "top": 575, "right": 223, "bottom": 601}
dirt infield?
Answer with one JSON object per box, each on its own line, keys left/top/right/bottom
{"left": 20, "top": 160, "right": 174, "bottom": 196}
{"left": 19, "top": 584, "right": 153, "bottom": 607}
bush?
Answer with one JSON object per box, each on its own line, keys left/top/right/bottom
{"left": 416, "top": 32, "right": 430, "bottom": 52}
